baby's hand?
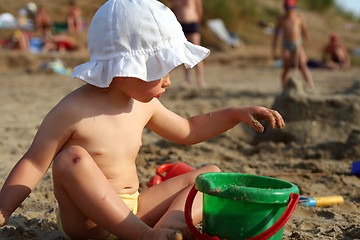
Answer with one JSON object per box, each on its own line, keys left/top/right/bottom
{"left": 238, "top": 106, "right": 285, "bottom": 132}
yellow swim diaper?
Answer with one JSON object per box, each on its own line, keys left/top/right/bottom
{"left": 57, "top": 191, "right": 140, "bottom": 240}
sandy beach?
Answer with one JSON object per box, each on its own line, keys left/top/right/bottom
{"left": 0, "top": 48, "right": 359, "bottom": 239}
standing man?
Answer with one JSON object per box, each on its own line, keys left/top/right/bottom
{"left": 168, "top": 0, "right": 206, "bottom": 88}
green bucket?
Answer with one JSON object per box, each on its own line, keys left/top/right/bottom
{"left": 185, "top": 173, "right": 300, "bottom": 240}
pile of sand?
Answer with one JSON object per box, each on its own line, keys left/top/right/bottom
{"left": 0, "top": 57, "right": 359, "bottom": 239}
{"left": 255, "top": 76, "right": 360, "bottom": 160}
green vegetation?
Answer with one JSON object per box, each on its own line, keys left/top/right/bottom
{"left": 202, "top": 0, "right": 358, "bottom": 28}
{"left": 300, "top": 0, "right": 334, "bottom": 11}
{"left": 154, "top": 0, "right": 358, "bottom": 28}
{"left": 202, "top": 0, "right": 278, "bottom": 29}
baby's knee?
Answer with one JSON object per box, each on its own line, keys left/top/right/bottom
{"left": 52, "top": 145, "right": 90, "bottom": 173}
{"left": 188, "top": 165, "right": 221, "bottom": 185}
{"left": 199, "top": 164, "right": 221, "bottom": 174}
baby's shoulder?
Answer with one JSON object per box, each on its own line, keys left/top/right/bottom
{"left": 51, "top": 87, "right": 89, "bottom": 117}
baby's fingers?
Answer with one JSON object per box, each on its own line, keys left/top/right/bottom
{"left": 251, "top": 109, "right": 285, "bottom": 132}
{"left": 251, "top": 117, "right": 265, "bottom": 132}
{"left": 270, "top": 110, "right": 285, "bottom": 129}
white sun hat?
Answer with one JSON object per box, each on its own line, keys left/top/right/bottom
{"left": 71, "top": 0, "right": 210, "bottom": 88}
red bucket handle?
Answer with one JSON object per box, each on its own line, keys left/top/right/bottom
{"left": 156, "top": 163, "right": 174, "bottom": 178}
{"left": 184, "top": 185, "right": 300, "bottom": 240}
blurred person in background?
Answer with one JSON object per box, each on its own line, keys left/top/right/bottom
{"left": 35, "top": 5, "right": 52, "bottom": 37}
{"left": 168, "top": 0, "right": 206, "bottom": 88}
{"left": 322, "top": 33, "right": 351, "bottom": 70}
{"left": 272, "top": 0, "right": 314, "bottom": 88}
{"left": 67, "top": 0, "right": 83, "bottom": 33}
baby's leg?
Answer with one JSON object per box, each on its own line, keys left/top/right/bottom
{"left": 52, "top": 145, "right": 151, "bottom": 239}
{"left": 137, "top": 165, "right": 221, "bottom": 238}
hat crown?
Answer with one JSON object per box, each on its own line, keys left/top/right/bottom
{"left": 71, "top": 0, "right": 210, "bottom": 87}
{"left": 87, "top": 0, "right": 186, "bottom": 60}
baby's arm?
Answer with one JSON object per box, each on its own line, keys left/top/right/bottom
{"left": 147, "top": 100, "right": 284, "bottom": 145}
{"left": 0, "top": 106, "right": 73, "bottom": 226}
{"left": 0, "top": 157, "right": 48, "bottom": 226}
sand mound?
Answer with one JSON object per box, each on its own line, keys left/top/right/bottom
{"left": 254, "top": 77, "right": 360, "bottom": 160}
{"left": 1, "top": 64, "right": 359, "bottom": 239}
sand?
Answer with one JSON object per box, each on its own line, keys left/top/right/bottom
{"left": 0, "top": 50, "right": 359, "bottom": 239}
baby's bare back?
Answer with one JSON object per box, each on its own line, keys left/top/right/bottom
{"left": 57, "top": 85, "right": 153, "bottom": 194}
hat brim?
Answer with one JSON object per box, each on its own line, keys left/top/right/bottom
{"left": 71, "top": 41, "right": 210, "bottom": 88}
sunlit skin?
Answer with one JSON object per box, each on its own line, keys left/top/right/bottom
{"left": 0, "top": 70, "right": 285, "bottom": 240}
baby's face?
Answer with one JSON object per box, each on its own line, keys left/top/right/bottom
{"left": 114, "top": 73, "right": 171, "bottom": 103}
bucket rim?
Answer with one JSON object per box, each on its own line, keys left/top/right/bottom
{"left": 195, "top": 172, "right": 299, "bottom": 204}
